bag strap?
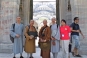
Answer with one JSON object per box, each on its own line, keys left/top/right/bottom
{"left": 50, "top": 24, "right": 59, "bottom": 37}
{"left": 12, "top": 23, "right": 15, "bottom": 32}
{"left": 27, "top": 25, "right": 36, "bottom": 32}
{"left": 54, "top": 24, "right": 58, "bottom": 37}
{"left": 57, "top": 24, "right": 58, "bottom": 28}
{"left": 50, "top": 24, "right": 58, "bottom": 28}
{"left": 41, "top": 26, "right": 48, "bottom": 34}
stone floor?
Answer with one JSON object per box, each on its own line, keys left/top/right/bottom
{"left": 0, "top": 48, "right": 87, "bottom": 58}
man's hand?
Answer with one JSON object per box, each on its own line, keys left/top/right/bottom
{"left": 76, "top": 30, "right": 80, "bottom": 32}
{"left": 30, "top": 35, "right": 34, "bottom": 39}
{"left": 29, "top": 36, "right": 32, "bottom": 39}
{"left": 40, "top": 39, "right": 46, "bottom": 42}
{"left": 40, "top": 38, "right": 43, "bottom": 42}
{"left": 16, "top": 34, "right": 20, "bottom": 38}
{"left": 79, "top": 30, "right": 85, "bottom": 39}
{"left": 52, "top": 41, "right": 56, "bottom": 45}
{"left": 82, "top": 35, "right": 85, "bottom": 39}
{"left": 43, "top": 40, "right": 46, "bottom": 42}
{"left": 51, "top": 36, "right": 55, "bottom": 40}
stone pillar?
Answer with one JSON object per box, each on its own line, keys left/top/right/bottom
{"left": 0, "top": 0, "right": 20, "bottom": 53}
{"left": 30, "top": 0, "right": 33, "bottom": 20}
{"left": 59, "top": 0, "right": 68, "bottom": 21}
{"left": 56, "top": 0, "right": 60, "bottom": 24}
{"left": 19, "top": 0, "right": 23, "bottom": 22}
{"left": 66, "top": 0, "right": 72, "bottom": 25}
{"left": 23, "top": 0, "right": 30, "bottom": 26}
{"left": 22, "top": 0, "right": 33, "bottom": 25}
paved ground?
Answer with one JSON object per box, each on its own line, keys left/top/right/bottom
{"left": 0, "top": 48, "right": 87, "bottom": 58}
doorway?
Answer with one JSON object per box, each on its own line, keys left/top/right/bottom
{"left": 33, "top": 0, "right": 57, "bottom": 46}
{"left": 20, "top": 0, "right": 60, "bottom": 47}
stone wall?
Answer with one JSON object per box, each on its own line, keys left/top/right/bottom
{"left": 70, "top": 0, "right": 87, "bottom": 55}
{"left": 0, "top": 0, "right": 20, "bottom": 53}
{"left": 59, "top": 0, "right": 87, "bottom": 55}
{"left": 0, "top": 0, "right": 31, "bottom": 53}
{"left": 59, "top": 0, "right": 72, "bottom": 25}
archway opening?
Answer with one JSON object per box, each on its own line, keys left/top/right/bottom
{"left": 33, "top": 0, "right": 56, "bottom": 46}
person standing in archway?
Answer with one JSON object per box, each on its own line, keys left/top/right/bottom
{"left": 60, "top": 19, "right": 71, "bottom": 58}
{"left": 10, "top": 17, "right": 24, "bottom": 58}
{"left": 70, "top": 17, "right": 84, "bottom": 57}
{"left": 50, "top": 17, "right": 60, "bottom": 58}
{"left": 39, "top": 19, "right": 51, "bottom": 58}
{"left": 24, "top": 20, "right": 38, "bottom": 58}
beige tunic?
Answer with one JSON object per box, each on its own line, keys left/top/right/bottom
{"left": 24, "top": 26, "right": 37, "bottom": 53}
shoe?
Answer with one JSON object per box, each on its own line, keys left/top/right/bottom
{"left": 29, "top": 56, "right": 34, "bottom": 58}
{"left": 74, "top": 54, "right": 82, "bottom": 57}
{"left": 72, "top": 52, "right": 75, "bottom": 56}
{"left": 20, "top": 56, "right": 24, "bottom": 58}
{"left": 13, "top": 56, "right": 16, "bottom": 58}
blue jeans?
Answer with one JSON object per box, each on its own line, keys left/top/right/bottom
{"left": 72, "top": 35, "right": 80, "bottom": 50}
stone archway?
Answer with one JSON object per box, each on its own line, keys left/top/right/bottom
{"left": 0, "top": 0, "right": 70, "bottom": 53}
{"left": 21, "top": 0, "right": 60, "bottom": 25}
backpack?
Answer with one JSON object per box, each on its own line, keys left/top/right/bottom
{"left": 10, "top": 24, "right": 15, "bottom": 43}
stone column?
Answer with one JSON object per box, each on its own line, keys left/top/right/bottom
{"left": 23, "top": 0, "right": 30, "bottom": 26}
{"left": 66, "top": 0, "right": 72, "bottom": 25}
{"left": 0, "top": 0, "right": 20, "bottom": 53}
{"left": 59, "top": 0, "right": 68, "bottom": 21}
{"left": 29, "top": 0, "right": 33, "bottom": 20}
{"left": 56, "top": 0, "right": 60, "bottom": 24}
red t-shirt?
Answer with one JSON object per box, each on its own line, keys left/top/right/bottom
{"left": 60, "top": 25, "right": 71, "bottom": 40}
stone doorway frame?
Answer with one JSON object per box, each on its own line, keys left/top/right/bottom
{"left": 20, "top": 0, "right": 60, "bottom": 25}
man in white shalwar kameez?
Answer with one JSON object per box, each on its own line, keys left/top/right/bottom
{"left": 51, "top": 17, "right": 60, "bottom": 58}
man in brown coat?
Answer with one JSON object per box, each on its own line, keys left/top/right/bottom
{"left": 39, "top": 19, "right": 51, "bottom": 58}
{"left": 24, "top": 20, "right": 37, "bottom": 58}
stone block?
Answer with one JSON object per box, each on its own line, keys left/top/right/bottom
{"left": 0, "top": 44, "right": 13, "bottom": 53}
